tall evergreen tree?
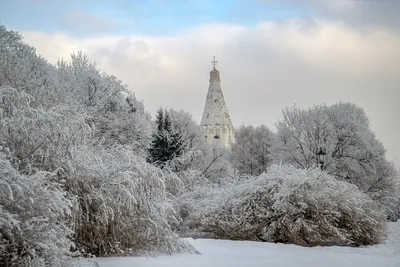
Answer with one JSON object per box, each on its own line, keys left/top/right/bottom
{"left": 149, "top": 108, "right": 184, "bottom": 167}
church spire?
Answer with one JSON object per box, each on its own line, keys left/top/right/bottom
{"left": 201, "top": 57, "right": 234, "bottom": 147}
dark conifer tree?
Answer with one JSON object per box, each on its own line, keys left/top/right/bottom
{"left": 149, "top": 108, "right": 184, "bottom": 168}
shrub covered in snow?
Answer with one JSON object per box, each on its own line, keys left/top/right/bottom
{"left": 0, "top": 152, "right": 73, "bottom": 267}
{"left": 193, "top": 164, "right": 387, "bottom": 246}
{"left": 177, "top": 183, "right": 224, "bottom": 233}
{"left": 64, "top": 146, "right": 197, "bottom": 256}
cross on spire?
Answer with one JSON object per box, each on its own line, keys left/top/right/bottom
{"left": 211, "top": 56, "right": 218, "bottom": 70}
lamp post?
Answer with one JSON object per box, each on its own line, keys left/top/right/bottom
{"left": 317, "top": 147, "right": 326, "bottom": 170}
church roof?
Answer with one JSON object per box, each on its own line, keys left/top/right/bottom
{"left": 200, "top": 67, "right": 233, "bottom": 128}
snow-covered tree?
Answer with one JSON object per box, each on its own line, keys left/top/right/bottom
{"left": 56, "top": 52, "right": 152, "bottom": 156}
{"left": 152, "top": 109, "right": 209, "bottom": 199}
{"left": 0, "top": 25, "right": 60, "bottom": 109}
{"left": 1, "top": 25, "right": 152, "bottom": 157}
{"left": 231, "top": 125, "right": 274, "bottom": 175}
{"left": 168, "top": 109, "right": 206, "bottom": 153}
{"left": 0, "top": 151, "right": 73, "bottom": 267}
{"left": 166, "top": 109, "right": 207, "bottom": 171}
{"left": 272, "top": 103, "right": 398, "bottom": 211}
{"left": 0, "top": 86, "right": 90, "bottom": 174}
{"left": 194, "top": 164, "right": 387, "bottom": 246}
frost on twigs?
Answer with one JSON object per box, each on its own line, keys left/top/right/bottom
{"left": 0, "top": 85, "right": 91, "bottom": 174}
{"left": 196, "top": 164, "right": 387, "bottom": 247}
{"left": 65, "top": 146, "right": 198, "bottom": 256}
{"left": 0, "top": 153, "right": 74, "bottom": 267}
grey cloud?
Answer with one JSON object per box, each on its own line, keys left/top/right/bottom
{"left": 259, "top": 0, "right": 400, "bottom": 30}
{"left": 319, "top": 1, "right": 400, "bottom": 30}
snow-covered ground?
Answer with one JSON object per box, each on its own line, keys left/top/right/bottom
{"left": 75, "top": 222, "right": 400, "bottom": 267}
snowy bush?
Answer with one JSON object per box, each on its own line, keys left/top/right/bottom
{"left": 177, "top": 183, "right": 224, "bottom": 233}
{"left": 64, "top": 146, "right": 197, "bottom": 256}
{"left": 195, "top": 164, "right": 387, "bottom": 246}
{"left": 0, "top": 152, "right": 73, "bottom": 267}
{"left": 163, "top": 168, "right": 208, "bottom": 197}
{"left": 388, "top": 169, "right": 400, "bottom": 221}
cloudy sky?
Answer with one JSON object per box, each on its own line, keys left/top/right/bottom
{"left": 1, "top": 0, "right": 399, "bottom": 165}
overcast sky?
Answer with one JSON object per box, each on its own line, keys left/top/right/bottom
{"left": 1, "top": 0, "right": 399, "bottom": 166}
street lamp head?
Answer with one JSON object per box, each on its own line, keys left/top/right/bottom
{"left": 317, "top": 147, "right": 326, "bottom": 163}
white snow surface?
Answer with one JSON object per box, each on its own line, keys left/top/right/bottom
{"left": 75, "top": 222, "right": 400, "bottom": 267}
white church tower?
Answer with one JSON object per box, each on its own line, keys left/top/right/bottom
{"left": 201, "top": 57, "right": 235, "bottom": 147}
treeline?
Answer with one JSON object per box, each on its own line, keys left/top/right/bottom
{"left": 0, "top": 25, "right": 399, "bottom": 267}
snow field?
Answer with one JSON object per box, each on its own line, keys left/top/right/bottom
{"left": 75, "top": 222, "right": 400, "bottom": 267}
